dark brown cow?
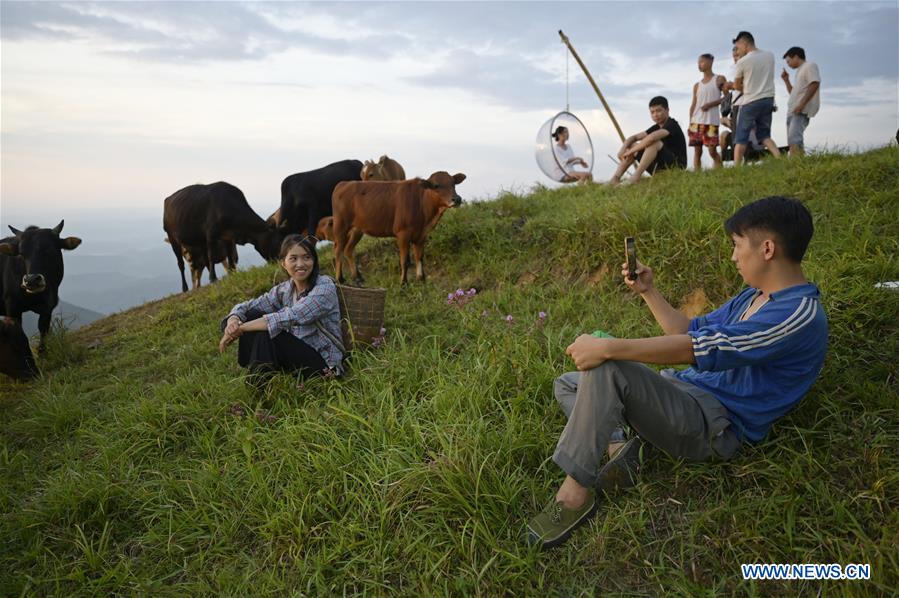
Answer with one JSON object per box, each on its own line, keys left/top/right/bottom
{"left": 331, "top": 171, "right": 465, "bottom": 284}
{"left": 163, "top": 182, "right": 283, "bottom": 293}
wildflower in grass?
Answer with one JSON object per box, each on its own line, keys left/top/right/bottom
{"left": 481, "top": 310, "right": 489, "bottom": 318}
{"left": 447, "top": 286, "right": 478, "bottom": 308}
{"left": 505, "top": 314, "right": 514, "bottom": 324}
{"left": 539, "top": 311, "right": 547, "bottom": 320}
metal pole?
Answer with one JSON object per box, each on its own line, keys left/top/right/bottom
{"left": 559, "top": 30, "right": 626, "bottom": 143}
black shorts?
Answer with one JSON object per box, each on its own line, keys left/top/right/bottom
{"left": 635, "top": 146, "right": 683, "bottom": 174}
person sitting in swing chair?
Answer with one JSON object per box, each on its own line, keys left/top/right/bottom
{"left": 551, "top": 126, "right": 593, "bottom": 184}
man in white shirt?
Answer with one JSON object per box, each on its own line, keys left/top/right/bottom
{"left": 781, "top": 47, "right": 821, "bottom": 157}
{"left": 732, "top": 31, "right": 782, "bottom": 166}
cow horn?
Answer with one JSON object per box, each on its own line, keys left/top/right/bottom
{"left": 9, "top": 226, "right": 23, "bottom": 236}
{"left": 52, "top": 220, "right": 64, "bottom": 234}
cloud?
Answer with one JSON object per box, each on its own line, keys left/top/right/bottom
{"left": 0, "top": 1, "right": 411, "bottom": 62}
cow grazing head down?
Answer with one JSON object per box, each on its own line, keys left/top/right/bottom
{"left": 255, "top": 226, "right": 286, "bottom": 262}
{"left": 419, "top": 172, "right": 466, "bottom": 208}
{"left": 0, "top": 317, "right": 38, "bottom": 380}
{"left": 0, "top": 221, "right": 81, "bottom": 294}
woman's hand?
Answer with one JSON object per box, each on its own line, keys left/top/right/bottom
{"left": 621, "top": 259, "right": 654, "bottom": 294}
{"left": 219, "top": 332, "right": 235, "bottom": 354}
{"left": 219, "top": 316, "right": 242, "bottom": 353}
{"left": 224, "top": 315, "right": 242, "bottom": 338}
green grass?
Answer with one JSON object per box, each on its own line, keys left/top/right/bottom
{"left": 2, "top": 148, "right": 898, "bottom": 595}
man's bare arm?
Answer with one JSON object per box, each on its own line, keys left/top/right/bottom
{"left": 566, "top": 334, "right": 695, "bottom": 371}
{"left": 796, "top": 81, "right": 820, "bottom": 113}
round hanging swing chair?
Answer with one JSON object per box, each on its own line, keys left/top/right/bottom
{"left": 535, "top": 110, "right": 595, "bottom": 183}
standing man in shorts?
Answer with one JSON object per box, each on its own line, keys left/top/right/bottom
{"left": 689, "top": 53, "right": 726, "bottom": 170}
{"left": 780, "top": 47, "right": 821, "bottom": 157}
{"left": 609, "top": 96, "right": 687, "bottom": 186}
{"left": 732, "top": 31, "right": 782, "bottom": 166}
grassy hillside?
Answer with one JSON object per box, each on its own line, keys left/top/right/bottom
{"left": 2, "top": 148, "right": 897, "bottom": 595}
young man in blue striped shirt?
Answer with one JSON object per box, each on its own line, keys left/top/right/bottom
{"left": 528, "top": 196, "right": 828, "bottom": 549}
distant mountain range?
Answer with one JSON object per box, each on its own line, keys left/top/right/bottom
{"left": 21, "top": 300, "right": 106, "bottom": 336}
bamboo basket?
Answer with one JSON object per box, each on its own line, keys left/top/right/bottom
{"left": 335, "top": 285, "right": 387, "bottom": 350}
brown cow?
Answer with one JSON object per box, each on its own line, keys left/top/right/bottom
{"left": 266, "top": 209, "right": 331, "bottom": 241}
{"left": 361, "top": 155, "right": 406, "bottom": 181}
{"left": 315, "top": 217, "right": 334, "bottom": 242}
{"left": 331, "top": 171, "right": 465, "bottom": 284}
{"left": 165, "top": 237, "right": 238, "bottom": 290}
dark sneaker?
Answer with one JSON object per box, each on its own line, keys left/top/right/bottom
{"left": 596, "top": 436, "right": 644, "bottom": 494}
{"left": 526, "top": 490, "right": 597, "bottom": 550}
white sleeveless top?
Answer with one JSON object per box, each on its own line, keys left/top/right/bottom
{"left": 692, "top": 76, "right": 722, "bottom": 125}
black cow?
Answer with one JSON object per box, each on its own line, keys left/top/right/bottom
{"left": 0, "top": 317, "right": 38, "bottom": 380}
{"left": 280, "top": 159, "right": 363, "bottom": 242}
{"left": 163, "top": 182, "right": 283, "bottom": 293}
{"left": 0, "top": 221, "right": 81, "bottom": 352}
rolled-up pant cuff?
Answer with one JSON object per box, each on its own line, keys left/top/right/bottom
{"left": 552, "top": 448, "right": 597, "bottom": 488}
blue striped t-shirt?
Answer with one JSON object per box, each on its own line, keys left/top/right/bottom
{"left": 674, "top": 283, "right": 828, "bottom": 443}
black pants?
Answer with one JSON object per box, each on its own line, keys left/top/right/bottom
{"left": 237, "top": 330, "right": 327, "bottom": 379}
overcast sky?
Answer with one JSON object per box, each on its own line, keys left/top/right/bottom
{"left": 2, "top": 0, "right": 897, "bottom": 225}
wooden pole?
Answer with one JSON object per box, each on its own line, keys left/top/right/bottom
{"left": 559, "top": 30, "right": 626, "bottom": 143}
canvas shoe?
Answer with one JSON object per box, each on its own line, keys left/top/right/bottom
{"left": 596, "top": 435, "right": 644, "bottom": 494}
{"left": 526, "top": 489, "right": 597, "bottom": 550}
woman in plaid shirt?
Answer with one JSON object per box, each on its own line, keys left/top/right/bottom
{"left": 219, "top": 235, "right": 344, "bottom": 385}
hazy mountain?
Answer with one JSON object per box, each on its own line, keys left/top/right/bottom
{"left": 21, "top": 299, "right": 105, "bottom": 336}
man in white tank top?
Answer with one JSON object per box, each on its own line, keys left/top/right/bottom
{"left": 688, "top": 53, "right": 726, "bottom": 170}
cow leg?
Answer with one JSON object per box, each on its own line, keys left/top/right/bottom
{"left": 333, "top": 225, "right": 346, "bottom": 283}
{"left": 413, "top": 242, "right": 426, "bottom": 281}
{"left": 37, "top": 311, "right": 51, "bottom": 353}
{"left": 192, "top": 265, "right": 202, "bottom": 290}
{"left": 226, "top": 243, "right": 239, "bottom": 272}
{"left": 396, "top": 234, "right": 411, "bottom": 285}
{"left": 206, "top": 241, "right": 218, "bottom": 283}
{"left": 345, "top": 229, "right": 365, "bottom": 284}
{"left": 168, "top": 236, "right": 189, "bottom": 292}
{"left": 344, "top": 228, "right": 365, "bottom": 285}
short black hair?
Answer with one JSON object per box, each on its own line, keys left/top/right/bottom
{"left": 732, "top": 31, "right": 755, "bottom": 45}
{"left": 700, "top": 53, "right": 714, "bottom": 61}
{"left": 648, "top": 96, "right": 669, "bottom": 110}
{"left": 551, "top": 125, "right": 568, "bottom": 140}
{"left": 783, "top": 46, "right": 806, "bottom": 60}
{"left": 725, "top": 196, "right": 814, "bottom": 263}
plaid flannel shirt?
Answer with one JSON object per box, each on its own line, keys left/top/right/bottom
{"left": 225, "top": 275, "right": 344, "bottom": 370}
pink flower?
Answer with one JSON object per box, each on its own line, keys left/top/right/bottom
{"left": 538, "top": 311, "right": 547, "bottom": 319}
{"left": 505, "top": 314, "right": 514, "bottom": 323}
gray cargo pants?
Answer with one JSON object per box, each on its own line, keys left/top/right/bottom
{"left": 553, "top": 361, "right": 742, "bottom": 488}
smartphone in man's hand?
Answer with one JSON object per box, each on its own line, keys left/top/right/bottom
{"left": 625, "top": 237, "right": 638, "bottom": 281}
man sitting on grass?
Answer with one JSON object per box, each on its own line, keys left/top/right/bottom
{"left": 527, "top": 196, "right": 828, "bottom": 549}
{"left": 609, "top": 96, "right": 687, "bottom": 186}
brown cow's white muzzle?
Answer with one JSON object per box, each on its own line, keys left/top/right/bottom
{"left": 21, "top": 274, "right": 47, "bottom": 294}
